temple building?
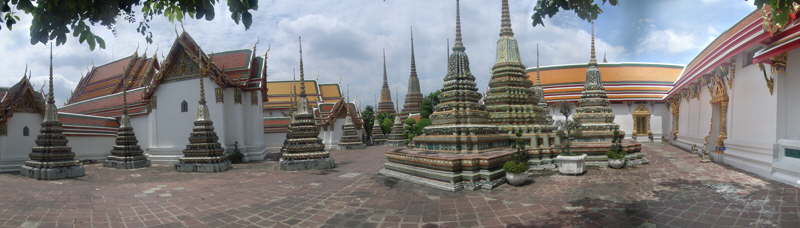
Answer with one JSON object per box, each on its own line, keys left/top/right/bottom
{"left": 0, "top": 74, "right": 45, "bottom": 172}
{"left": 401, "top": 29, "right": 423, "bottom": 116}
{"left": 57, "top": 32, "right": 267, "bottom": 163}
{"left": 662, "top": 9, "right": 800, "bottom": 187}
{"left": 377, "top": 50, "right": 396, "bottom": 114}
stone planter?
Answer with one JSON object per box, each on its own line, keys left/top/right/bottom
{"left": 608, "top": 159, "right": 625, "bottom": 169}
{"left": 505, "top": 172, "right": 529, "bottom": 186}
{"left": 556, "top": 154, "right": 586, "bottom": 175}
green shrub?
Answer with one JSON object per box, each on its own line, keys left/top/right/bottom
{"left": 503, "top": 160, "right": 528, "bottom": 174}
{"left": 607, "top": 129, "right": 626, "bottom": 160}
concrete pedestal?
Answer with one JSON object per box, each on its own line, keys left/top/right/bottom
{"left": 21, "top": 165, "right": 85, "bottom": 180}
{"left": 279, "top": 158, "right": 336, "bottom": 171}
{"left": 557, "top": 154, "right": 586, "bottom": 175}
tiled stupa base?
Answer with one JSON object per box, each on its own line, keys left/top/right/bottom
{"left": 279, "top": 158, "right": 336, "bottom": 171}
{"left": 380, "top": 148, "right": 516, "bottom": 192}
{"left": 21, "top": 164, "right": 85, "bottom": 180}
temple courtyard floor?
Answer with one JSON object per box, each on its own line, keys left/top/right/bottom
{"left": 0, "top": 144, "right": 798, "bottom": 228}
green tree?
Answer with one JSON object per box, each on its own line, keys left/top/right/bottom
{"left": 531, "top": 0, "right": 617, "bottom": 27}
{"left": 0, "top": 0, "right": 259, "bottom": 50}
{"left": 375, "top": 112, "right": 393, "bottom": 134}
{"left": 420, "top": 90, "right": 441, "bottom": 119}
{"left": 361, "top": 105, "right": 375, "bottom": 135}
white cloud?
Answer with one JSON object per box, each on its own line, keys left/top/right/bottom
{"left": 638, "top": 29, "right": 704, "bottom": 54}
{"left": 0, "top": 0, "right": 627, "bottom": 109}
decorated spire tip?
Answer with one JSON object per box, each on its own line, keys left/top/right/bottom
{"left": 453, "top": 0, "right": 465, "bottom": 50}
{"left": 589, "top": 22, "right": 598, "bottom": 66}
{"left": 298, "top": 36, "right": 307, "bottom": 97}
{"left": 410, "top": 26, "right": 417, "bottom": 73}
{"left": 382, "top": 48, "right": 388, "bottom": 84}
{"left": 48, "top": 43, "right": 54, "bottom": 104}
{"left": 500, "top": 0, "right": 514, "bottom": 36}
{"left": 536, "top": 43, "right": 542, "bottom": 85}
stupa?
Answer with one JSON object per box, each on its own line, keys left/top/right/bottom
{"left": 104, "top": 57, "right": 151, "bottom": 169}
{"left": 21, "top": 46, "right": 86, "bottom": 180}
{"left": 338, "top": 97, "right": 366, "bottom": 149}
{"left": 380, "top": 0, "right": 515, "bottom": 192}
{"left": 485, "top": 0, "right": 547, "bottom": 134}
{"left": 377, "top": 50, "right": 396, "bottom": 114}
{"left": 569, "top": 24, "right": 644, "bottom": 165}
{"left": 526, "top": 45, "right": 561, "bottom": 166}
{"left": 401, "top": 28, "right": 423, "bottom": 115}
{"left": 370, "top": 110, "right": 387, "bottom": 145}
{"left": 386, "top": 103, "right": 406, "bottom": 147}
{"left": 279, "top": 37, "right": 335, "bottom": 171}
{"left": 175, "top": 46, "right": 231, "bottom": 173}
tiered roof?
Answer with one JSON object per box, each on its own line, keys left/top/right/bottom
{"left": 62, "top": 32, "right": 265, "bottom": 117}
{"left": 0, "top": 76, "right": 46, "bottom": 125}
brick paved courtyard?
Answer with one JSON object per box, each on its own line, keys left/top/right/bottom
{"left": 0, "top": 143, "right": 798, "bottom": 228}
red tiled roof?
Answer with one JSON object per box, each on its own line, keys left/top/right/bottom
{"left": 59, "top": 113, "right": 119, "bottom": 128}
{"left": 60, "top": 89, "right": 146, "bottom": 117}
{"left": 69, "top": 54, "right": 157, "bottom": 104}
{"left": 211, "top": 51, "right": 251, "bottom": 71}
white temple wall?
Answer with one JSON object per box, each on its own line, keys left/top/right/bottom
{"left": 723, "top": 52, "right": 777, "bottom": 178}
{"left": 243, "top": 91, "right": 266, "bottom": 161}
{"left": 67, "top": 136, "right": 115, "bottom": 161}
{"left": 675, "top": 86, "right": 712, "bottom": 149}
{"left": 147, "top": 78, "right": 203, "bottom": 163}
{"left": 773, "top": 48, "right": 800, "bottom": 186}
{"left": 130, "top": 115, "right": 149, "bottom": 151}
{"left": 0, "top": 113, "right": 42, "bottom": 172}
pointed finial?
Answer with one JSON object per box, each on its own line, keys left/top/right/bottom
{"left": 453, "top": 0, "right": 465, "bottom": 51}
{"left": 143, "top": 45, "right": 149, "bottom": 57}
{"left": 48, "top": 43, "right": 54, "bottom": 105}
{"left": 410, "top": 26, "right": 417, "bottom": 75}
{"left": 589, "top": 22, "right": 597, "bottom": 66}
{"left": 23, "top": 64, "right": 28, "bottom": 78}
{"left": 446, "top": 38, "right": 450, "bottom": 58}
{"left": 536, "top": 43, "right": 542, "bottom": 86}
{"left": 298, "top": 36, "right": 307, "bottom": 97}
{"left": 382, "top": 48, "right": 388, "bottom": 85}
{"left": 135, "top": 42, "right": 140, "bottom": 56}
{"left": 500, "top": 0, "right": 514, "bottom": 37}
{"left": 603, "top": 51, "right": 608, "bottom": 63}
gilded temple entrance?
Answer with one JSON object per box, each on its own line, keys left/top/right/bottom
{"left": 632, "top": 104, "right": 651, "bottom": 136}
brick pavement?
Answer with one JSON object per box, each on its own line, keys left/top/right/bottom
{"left": 0, "top": 144, "right": 798, "bottom": 228}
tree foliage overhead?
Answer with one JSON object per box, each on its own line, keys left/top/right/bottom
{"left": 531, "top": 0, "right": 617, "bottom": 27}
{"left": 0, "top": 0, "right": 259, "bottom": 50}
{"left": 755, "top": 0, "right": 800, "bottom": 32}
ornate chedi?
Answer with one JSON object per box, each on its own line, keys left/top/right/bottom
{"left": 377, "top": 50, "right": 396, "bottom": 114}
{"left": 569, "top": 24, "right": 644, "bottom": 165}
{"left": 338, "top": 107, "right": 366, "bottom": 149}
{"left": 485, "top": 0, "right": 548, "bottom": 134}
{"left": 401, "top": 28, "right": 423, "bottom": 115}
{"left": 380, "top": 0, "right": 514, "bottom": 192}
{"left": 279, "top": 37, "right": 335, "bottom": 171}
{"left": 21, "top": 45, "right": 86, "bottom": 180}
{"left": 526, "top": 45, "right": 561, "bottom": 166}
{"left": 572, "top": 24, "right": 619, "bottom": 143}
{"left": 104, "top": 63, "right": 150, "bottom": 169}
{"left": 370, "top": 112, "right": 387, "bottom": 145}
{"left": 175, "top": 47, "right": 231, "bottom": 173}
{"left": 386, "top": 105, "right": 406, "bottom": 147}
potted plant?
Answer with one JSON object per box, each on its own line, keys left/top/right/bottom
{"left": 504, "top": 132, "right": 530, "bottom": 186}
{"left": 607, "top": 130, "right": 626, "bottom": 169}
{"left": 555, "top": 118, "right": 586, "bottom": 175}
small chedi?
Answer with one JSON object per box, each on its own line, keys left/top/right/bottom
{"left": 175, "top": 47, "right": 231, "bottom": 173}
{"left": 338, "top": 111, "right": 366, "bottom": 149}
{"left": 381, "top": 0, "right": 514, "bottom": 192}
{"left": 370, "top": 115, "right": 387, "bottom": 145}
{"left": 401, "top": 28, "right": 423, "bottom": 115}
{"left": 104, "top": 68, "right": 150, "bottom": 169}
{"left": 21, "top": 46, "right": 86, "bottom": 180}
{"left": 527, "top": 46, "right": 560, "bottom": 166}
{"left": 385, "top": 114, "right": 406, "bottom": 147}
{"left": 568, "top": 24, "right": 645, "bottom": 166}
{"left": 279, "top": 37, "right": 335, "bottom": 171}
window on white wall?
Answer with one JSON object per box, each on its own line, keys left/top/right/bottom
{"left": 23, "top": 126, "right": 29, "bottom": 136}
{"left": 181, "top": 100, "right": 188, "bottom": 113}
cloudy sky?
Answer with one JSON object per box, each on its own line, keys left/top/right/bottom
{"left": 0, "top": 0, "right": 756, "bottom": 107}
